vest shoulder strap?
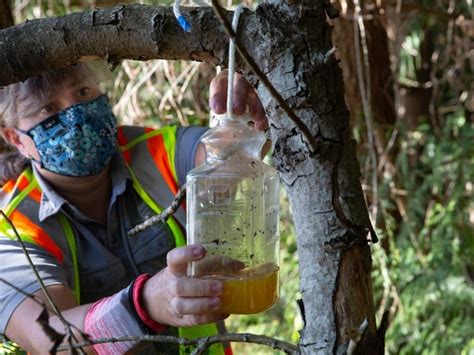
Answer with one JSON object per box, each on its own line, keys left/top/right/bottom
{"left": 118, "top": 125, "right": 186, "bottom": 246}
{"left": 118, "top": 125, "right": 179, "bottom": 194}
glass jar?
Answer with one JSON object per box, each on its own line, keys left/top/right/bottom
{"left": 186, "top": 113, "right": 280, "bottom": 314}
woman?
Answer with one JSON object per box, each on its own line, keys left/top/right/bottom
{"left": 0, "top": 63, "right": 268, "bottom": 354}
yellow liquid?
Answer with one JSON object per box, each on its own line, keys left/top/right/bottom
{"left": 203, "top": 263, "right": 279, "bottom": 314}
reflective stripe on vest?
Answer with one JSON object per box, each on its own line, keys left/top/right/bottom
{"left": 0, "top": 169, "right": 63, "bottom": 264}
{"left": 1, "top": 127, "right": 227, "bottom": 355}
{"left": 0, "top": 168, "right": 80, "bottom": 303}
{"left": 118, "top": 126, "right": 179, "bottom": 195}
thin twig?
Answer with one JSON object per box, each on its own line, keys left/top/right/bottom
{"left": 57, "top": 332, "right": 299, "bottom": 354}
{"left": 191, "top": 336, "right": 210, "bottom": 355}
{"left": 127, "top": 184, "right": 187, "bottom": 236}
{"left": 0, "top": 210, "right": 86, "bottom": 354}
{"left": 177, "top": 62, "right": 201, "bottom": 105}
{"left": 429, "top": 0, "right": 456, "bottom": 136}
{"left": 323, "top": 46, "right": 337, "bottom": 63}
{"left": 377, "top": 128, "right": 399, "bottom": 173}
{"left": 116, "top": 60, "right": 162, "bottom": 120}
{"left": 396, "top": 0, "right": 403, "bottom": 14}
{"left": 210, "top": 0, "right": 318, "bottom": 154}
{"left": 347, "top": 318, "right": 368, "bottom": 354}
{"left": 0, "top": 278, "right": 89, "bottom": 339}
{"left": 161, "top": 60, "right": 191, "bottom": 126}
{"left": 353, "top": 0, "right": 378, "bottom": 223}
{"left": 0, "top": 278, "right": 46, "bottom": 308}
{"left": 373, "top": 242, "right": 401, "bottom": 322}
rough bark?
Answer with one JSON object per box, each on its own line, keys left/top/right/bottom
{"left": 0, "top": 5, "right": 233, "bottom": 86}
{"left": 0, "top": 2, "right": 380, "bottom": 353}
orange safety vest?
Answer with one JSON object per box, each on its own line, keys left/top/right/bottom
{"left": 0, "top": 125, "right": 231, "bottom": 355}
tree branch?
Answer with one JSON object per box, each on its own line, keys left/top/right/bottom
{"left": 56, "top": 332, "right": 299, "bottom": 354}
{"left": 0, "top": 4, "right": 231, "bottom": 86}
{"left": 127, "top": 184, "right": 186, "bottom": 236}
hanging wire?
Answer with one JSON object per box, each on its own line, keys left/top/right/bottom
{"left": 226, "top": 4, "right": 245, "bottom": 118}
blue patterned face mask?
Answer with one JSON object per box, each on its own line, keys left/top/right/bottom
{"left": 18, "top": 94, "right": 118, "bottom": 177}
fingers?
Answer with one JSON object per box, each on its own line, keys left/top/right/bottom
{"left": 248, "top": 90, "right": 268, "bottom": 130}
{"left": 167, "top": 245, "right": 206, "bottom": 277}
{"left": 179, "top": 313, "right": 230, "bottom": 328}
{"left": 209, "top": 71, "right": 228, "bottom": 114}
{"left": 232, "top": 75, "right": 251, "bottom": 115}
{"left": 171, "top": 296, "right": 221, "bottom": 316}
{"left": 169, "top": 276, "right": 223, "bottom": 297}
{"left": 209, "top": 70, "right": 250, "bottom": 114}
{"left": 209, "top": 70, "right": 268, "bottom": 130}
{"left": 143, "top": 263, "right": 226, "bottom": 328}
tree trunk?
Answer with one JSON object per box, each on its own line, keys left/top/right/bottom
{"left": 0, "top": 5, "right": 231, "bottom": 85}
{"left": 0, "top": 1, "right": 381, "bottom": 352}
{"left": 332, "top": 0, "right": 396, "bottom": 127}
{"left": 245, "top": 1, "right": 379, "bottom": 352}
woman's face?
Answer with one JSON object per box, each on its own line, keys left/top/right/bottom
{"left": 6, "top": 76, "right": 102, "bottom": 161}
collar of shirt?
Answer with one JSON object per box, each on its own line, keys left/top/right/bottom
{"left": 34, "top": 151, "right": 132, "bottom": 222}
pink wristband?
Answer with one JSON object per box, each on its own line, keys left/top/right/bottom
{"left": 132, "top": 273, "right": 167, "bottom": 333}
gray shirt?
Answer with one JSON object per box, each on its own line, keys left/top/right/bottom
{"left": 0, "top": 125, "right": 207, "bottom": 334}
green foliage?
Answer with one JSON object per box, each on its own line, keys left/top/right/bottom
{"left": 369, "top": 2, "right": 473, "bottom": 351}
{"left": 372, "top": 110, "right": 473, "bottom": 354}
{"left": 0, "top": 336, "right": 25, "bottom": 355}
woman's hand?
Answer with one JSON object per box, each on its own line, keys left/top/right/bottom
{"left": 142, "top": 245, "right": 228, "bottom": 327}
{"left": 193, "top": 255, "right": 245, "bottom": 276}
{"left": 209, "top": 70, "right": 269, "bottom": 131}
